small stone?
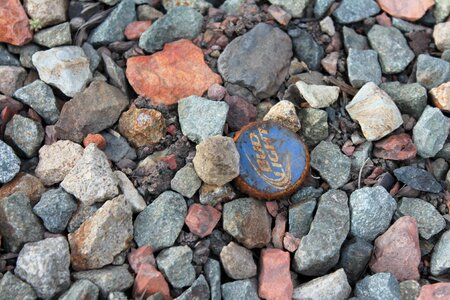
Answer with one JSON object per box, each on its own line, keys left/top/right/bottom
{"left": 101, "top": 52, "right": 127, "bottom": 94}
{"left": 114, "top": 170, "right": 146, "bottom": 213}
{"left": 0, "top": 272, "right": 37, "bottom": 300}
{"left": 33, "top": 22, "right": 71, "bottom": 48}
{"left": 343, "top": 26, "right": 369, "bottom": 52}
{"left": 272, "top": 212, "right": 286, "bottom": 249}
{"left": 0, "top": 0, "right": 33, "bottom": 46}
{"left": 207, "top": 83, "right": 226, "bottom": 101}
{"left": 292, "top": 269, "right": 352, "bottom": 300}
{"left": 82, "top": 42, "right": 101, "bottom": 73}
{"left": 222, "top": 279, "right": 260, "bottom": 300}
{"left": 321, "top": 51, "right": 339, "bottom": 75}
{"left": 373, "top": 133, "right": 417, "bottom": 160}
{"left": 430, "top": 229, "right": 450, "bottom": 276}
{"left": 133, "top": 263, "right": 170, "bottom": 300}
{"left": 0, "top": 173, "right": 44, "bottom": 205}
{"left": 223, "top": 197, "right": 272, "bottom": 249}
{"left": 137, "top": 4, "right": 164, "bottom": 21}
{"left": 205, "top": 259, "right": 221, "bottom": 300}
{"left": 296, "top": 81, "right": 340, "bottom": 108}
{"left": 298, "top": 108, "right": 329, "bottom": 146}
{"left": 283, "top": 232, "right": 301, "bottom": 252}
{"left": 416, "top": 54, "right": 450, "bottom": 90}
{"left": 333, "top": 0, "right": 381, "bottom": 24}
{"left": 59, "top": 279, "right": 100, "bottom": 300}
{"left": 124, "top": 20, "right": 152, "bottom": 40}
{"left": 175, "top": 275, "right": 210, "bottom": 300}
{"left": 223, "top": 94, "right": 257, "bottom": 131}
{"left": 289, "top": 198, "right": 316, "bottom": 239}
{"left": 83, "top": 133, "right": 106, "bottom": 149}
{"left": 103, "top": 131, "right": 137, "bottom": 163}
{"left": 399, "top": 280, "right": 421, "bottom": 300}
{"left": 67, "top": 204, "right": 100, "bottom": 233}
{"left": 288, "top": 28, "right": 324, "bottom": 71}
{"left": 4, "top": 114, "right": 44, "bottom": 158}
{"left": 24, "top": 0, "right": 68, "bottom": 28}
{"left": 314, "top": 0, "right": 334, "bottom": 17}
{"left": 128, "top": 246, "right": 156, "bottom": 273}
{"left": 380, "top": 82, "right": 427, "bottom": 119}
{"left": 156, "top": 245, "right": 196, "bottom": 288}
{"left": 268, "top": 5, "right": 292, "bottom": 26}
{"left": 434, "top": 0, "right": 450, "bottom": 22}
{"left": 263, "top": 100, "right": 301, "bottom": 132}
{"left": 0, "top": 140, "right": 21, "bottom": 184}
{"left": 394, "top": 166, "right": 443, "bottom": 193}
{"left": 355, "top": 273, "right": 401, "bottom": 300}
{"left": 161, "top": 0, "right": 211, "bottom": 14}
{"left": 0, "top": 44, "right": 20, "bottom": 66}
{"left": 320, "top": 16, "right": 335, "bottom": 36}
{"left": 433, "top": 22, "right": 450, "bottom": 51}
{"left": 185, "top": 203, "right": 221, "bottom": 238}
{"left": 378, "top": 0, "right": 435, "bottom": 21}
{"left": 171, "top": 163, "right": 202, "bottom": 198}
{"left": 19, "top": 44, "right": 41, "bottom": 69}
{"left": 267, "top": 0, "right": 308, "bottom": 17}
{"left": 431, "top": 82, "right": 450, "bottom": 113}
{"left": 0, "top": 66, "right": 26, "bottom": 96}
{"left": 199, "top": 183, "right": 236, "bottom": 206}
{"left": 220, "top": 241, "right": 257, "bottom": 280}
{"left": 178, "top": 96, "right": 229, "bottom": 143}
{"left": 417, "top": 283, "right": 450, "bottom": 300}
{"left": 432, "top": 158, "right": 449, "bottom": 180}
{"left": 347, "top": 49, "right": 382, "bottom": 87}
{"left": 346, "top": 82, "right": 403, "bottom": 141}
{"left": 259, "top": 248, "right": 293, "bottom": 300}
{"left": 15, "top": 237, "right": 70, "bottom": 299}
{"left": 134, "top": 191, "right": 187, "bottom": 251}
{"left": 310, "top": 141, "right": 351, "bottom": 189}
{"left": 338, "top": 238, "right": 373, "bottom": 283}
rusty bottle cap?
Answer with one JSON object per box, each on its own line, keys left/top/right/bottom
{"left": 233, "top": 121, "right": 310, "bottom": 200}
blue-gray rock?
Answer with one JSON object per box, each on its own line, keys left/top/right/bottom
{"left": 292, "top": 269, "right": 352, "bottom": 300}
{"left": 288, "top": 28, "right": 324, "bottom": 71}
{"left": 442, "top": 49, "right": 450, "bottom": 62}
{"left": 268, "top": 0, "right": 309, "bottom": 17}
{"left": 392, "top": 18, "right": 427, "bottom": 33}
{"left": 416, "top": 54, "right": 450, "bottom": 89}
{"left": 310, "top": 141, "right": 351, "bottom": 189}
{"left": 59, "top": 279, "right": 100, "bottom": 300}
{"left": 82, "top": 43, "right": 101, "bottom": 73}
{"left": 175, "top": 275, "right": 210, "bottom": 300}
{"left": 298, "top": 108, "right": 329, "bottom": 146}
{"left": 156, "top": 245, "right": 196, "bottom": 288}
{"left": 102, "top": 130, "right": 136, "bottom": 163}
{"left": 347, "top": 49, "right": 381, "bottom": 88}
{"left": 399, "top": 280, "right": 421, "bottom": 300}
{"left": 178, "top": 96, "right": 229, "bottom": 143}
{"left": 289, "top": 198, "right": 316, "bottom": 239}
{"left": 4, "top": 114, "right": 44, "bottom": 158}
{"left": 33, "top": 22, "right": 72, "bottom": 48}
{"left": 218, "top": 23, "right": 292, "bottom": 103}
{"left": 293, "top": 190, "right": 350, "bottom": 276}
{"left": 394, "top": 166, "right": 443, "bottom": 193}
{"left": 333, "top": 0, "right": 380, "bottom": 24}
{"left": 220, "top": 0, "right": 245, "bottom": 15}
{"left": 413, "top": 105, "right": 450, "bottom": 158}
{"left": 349, "top": 186, "right": 397, "bottom": 241}
{"left": 291, "top": 186, "right": 323, "bottom": 204}
{"left": 171, "top": 163, "right": 202, "bottom": 198}
{"left": 204, "top": 259, "right": 221, "bottom": 300}
{"left": 134, "top": 191, "right": 187, "bottom": 251}
{"left": 355, "top": 273, "right": 401, "bottom": 300}
{"left": 33, "top": 188, "right": 77, "bottom": 233}
{"left": 368, "top": 25, "right": 415, "bottom": 74}
{"left": 396, "top": 197, "right": 446, "bottom": 240}
{"left": 0, "top": 44, "right": 20, "bottom": 66}
{"left": 13, "top": 80, "right": 60, "bottom": 124}
{"left": 343, "top": 26, "right": 368, "bottom": 53}
{"left": 139, "top": 6, "right": 202, "bottom": 53}
{"left": 0, "top": 139, "right": 21, "bottom": 184}
{"left": 19, "top": 44, "right": 41, "bottom": 69}
{"left": 338, "top": 237, "right": 373, "bottom": 284}
{"left": 222, "top": 279, "right": 260, "bottom": 300}
{"left": 379, "top": 82, "right": 427, "bottom": 119}
{"left": 430, "top": 229, "right": 450, "bottom": 276}
{"left": 314, "top": 0, "right": 335, "bottom": 18}
{"left": 102, "top": 53, "right": 127, "bottom": 94}
{"left": 0, "top": 66, "right": 26, "bottom": 96}
{"left": 89, "top": 0, "right": 136, "bottom": 46}
{"left": 0, "top": 271, "right": 37, "bottom": 300}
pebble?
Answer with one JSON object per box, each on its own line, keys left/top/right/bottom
{"left": 0, "top": 173, "right": 45, "bottom": 205}
{"left": 416, "top": 54, "right": 450, "bottom": 89}
{"left": 288, "top": 28, "right": 324, "bottom": 71}
{"left": 310, "top": 141, "right": 352, "bottom": 189}
{"left": 207, "top": 83, "right": 226, "bottom": 101}
{"left": 127, "top": 39, "right": 221, "bottom": 105}
{"left": 347, "top": 49, "right": 382, "bottom": 87}
{"left": 392, "top": 18, "right": 428, "bottom": 32}
{"left": 320, "top": 16, "right": 335, "bottom": 36}
{"left": 67, "top": 203, "right": 100, "bottom": 233}
{"left": 133, "top": 263, "right": 170, "bottom": 300}
{"left": 137, "top": 4, "right": 164, "bottom": 21}
{"left": 292, "top": 269, "right": 351, "bottom": 300}
{"left": 0, "top": 271, "right": 37, "bottom": 300}
{"left": 431, "top": 82, "right": 450, "bottom": 113}
{"left": 156, "top": 245, "right": 196, "bottom": 288}
{"left": 175, "top": 275, "right": 210, "bottom": 300}
{"left": 59, "top": 279, "right": 100, "bottom": 300}
{"left": 368, "top": 25, "right": 415, "bottom": 74}
{"left": 82, "top": 43, "right": 100, "bottom": 73}
{"left": 373, "top": 133, "right": 417, "bottom": 160}
{"left": 223, "top": 94, "right": 257, "bottom": 131}
{"left": 293, "top": 190, "right": 350, "bottom": 276}
{"left": 33, "top": 22, "right": 72, "bottom": 48}
{"left": 222, "top": 279, "right": 260, "bottom": 300}
{"left": 15, "top": 237, "right": 70, "bottom": 299}
{"left": 139, "top": 6, "right": 202, "bottom": 53}
{"left": 89, "top": 0, "right": 136, "bottom": 46}
{"left": 128, "top": 245, "right": 156, "bottom": 273}
{"left": 399, "top": 280, "right": 421, "bottom": 300}
{"left": 114, "top": 170, "right": 146, "bottom": 213}
{"left": 4, "top": 114, "right": 44, "bottom": 158}
{"left": 83, "top": 133, "right": 106, "bottom": 149}
{"left": 321, "top": 51, "right": 339, "bottom": 75}
{"left": 134, "top": 191, "right": 187, "bottom": 251}
{"left": 223, "top": 197, "right": 272, "bottom": 249}
{"left": 185, "top": 203, "right": 221, "bottom": 238}
{"left": 24, "top": 0, "right": 68, "bottom": 28}
{"left": 394, "top": 166, "right": 443, "bottom": 193}
{"left": 380, "top": 82, "right": 427, "bottom": 119}
{"left": 0, "top": 44, "right": 20, "bottom": 66}
{"left": 0, "top": 0, "right": 32, "bottom": 46}
{"left": 296, "top": 81, "right": 340, "bottom": 108}
{"left": 0, "top": 139, "right": 21, "bottom": 184}
{"left": 298, "top": 108, "right": 329, "bottom": 146}
{"left": 333, "top": 0, "right": 380, "bottom": 24}
{"left": 263, "top": 100, "right": 301, "bottom": 132}
{"left": 259, "top": 248, "right": 293, "bottom": 300}
{"left": 417, "top": 283, "right": 450, "bottom": 300}
{"left": 369, "top": 216, "right": 421, "bottom": 281}
{"left": 124, "top": 20, "right": 152, "bottom": 40}
{"left": 219, "top": 23, "right": 292, "bottom": 102}
{"left": 101, "top": 53, "right": 127, "bottom": 94}
{"left": 430, "top": 229, "right": 450, "bottom": 276}
{"left": 220, "top": 241, "right": 257, "bottom": 280}
{"left": 193, "top": 136, "right": 240, "bottom": 186}
{"left": 378, "top": 0, "right": 435, "bottom": 21}
{"left": 432, "top": 158, "right": 449, "bottom": 180}
{"left": 268, "top": 0, "right": 308, "bottom": 17}
{"left": 355, "top": 273, "right": 401, "bottom": 300}
{"left": 349, "top": 186, "right": 397, "bottom": 241}
{"left": 343, "top": 26, "right": 368, "bottom": 52}
{"left": 268, "top": 5, "right": 292, "bottom": 26}
{"left": 102, "top": 133, "right": 135, "bottom": 164}
{"left": 204, "top": 259, "right": 221, "bottom": 300}
{"left": 338, "top": 238, "right": 373, "bottom": 283}
{"left": 0, "top": 66, "right": 26, "bottom": 96}
{"left": 199, "top": 183, "right": 236, "bottom": 206}
{"left": 289, "top": 198, "right": 316, "bottom": 239}
{"left": 346, "top": 82, "right": 403, "bottom": 141}
{"left": 171, "top": 163, "right": 201, "bottom": 198}
{"left": 434, "top": 0, "right": 450, "bottom": 22}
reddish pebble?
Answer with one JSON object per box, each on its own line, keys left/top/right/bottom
{"left": 0, "top": 0, "right": 33, "bottom": 46}
{"left": 133, "top": 263, "right": 172, "bottom": 300}
{"left": 207, "top": 83, "right": 227, "bottom": 101}
{"left": 369, "top": 216, "right": 421, "bottom": 281}
{"left": 373, "top": 133, "right": 417, "bottom": 160}
{"left": 376, "top": 12, "right": 392, "bottom": 27}
{"left": 341, "top": 140, "right": 355, "bottom": 156}
{"left": 272, "top": 212, "right": 286, "bottom": 249}
{"left": 321, "top": 51, "right": 339, "bottom": 76}
{"left": 223, "top": 94, "right": 257, "bottom": 131}
{"left": 83, "top": 133, "right": 107, "bottom": 150}
{"left": 124, "top": 21, "right": 152, "bottom": 40}
{"left": 377, "top": 0, "right": 435, "bottom": 21}
{"left": 265, "top": 201, "right": 278, "bottom": 218}
{"left": 268, "top": 5, "right": 292, "bottom": 26}
{"left": 160, "top": 154, "right": 177, "bottom": 171}
{"left": 185, "top": 203, "right": 221, "bottom": 238}
{"left": 258, "top": 248, "right": 293, "bottom": 300}
{"left": 283, "top": 232, "right": 300, "bottom": 252}
{"left": 166, "top": 124, "right": 177, "bottom": 136}
{"left": 128, "top": 245, "right": 156, "bottom": 273}
{"left": 418, "top": 283, "right": 450, "bottom": 300}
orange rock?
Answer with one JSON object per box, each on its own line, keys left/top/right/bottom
{"left": 0, "top": 172, "right": 45, "bottom": 205}
{"left": 373, "top": 133, "right": 417, "bottom": 160}
{"left": 430, "top": 82, "right": 450, "bottom": 113}
{"left": 377, "top": 0, "right": 435, "bottom": 21}
{"left": 83, "top": 133, "right": 107, "bottom": 150}
{"left": 417, "top": 283, "right": 450, "bottom": 300}
{"left": 128, "top": 245, "right": 156, "bottom": 273}
{"left": 272, "top": 212, "right": 286, "bottom": 249}
{"left": 283, "top": 232, "right": 300, "bottom": 252}
{"left": 124, "top": 21, "right": 152, "bottom": 40}
{"left": 0, "top": 0, "right": 32, "bottom": 46}
{"left": 126, "top": 39, "right": 222, "bottom": 105}
{"left": 258, "top": 248, "right": 293, "bottom": 300}
{"left": 133, "top": 263, "right": 172, "bottom": 300}
{"left": 185, "top": 203, "right": 221, "bottom": 238}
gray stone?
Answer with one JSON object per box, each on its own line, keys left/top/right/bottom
{"left": 343, "top": 26, "right": 368, "bottom": 52}
{"left": 310, "top": 141, "right": 351, "bottom": 189}
{"left": 288, "top": 28, "right": 324, "bottom": 71}
{"left": 291, "top": 186, "right": 323, "bottom": 203}
{"left": 103, "top": 130, "right": 137, "bottom": 163}
{"left": 67, "top": 204, "right": 100, "bottom": 233}
{"left": 0, "top": 139, "right": 21, "bottom": 184}
{"left": 293, "top": 190, "right": 350, "bottom": 276}
{"left": 162, "top": 0, "right": 212, "bottom": 13}
{"left": 333, "top": 0, "right": 380, "bottom": 24}
{"left": 399, "top": 280, "right": 420, "bottom": 300}
{"left": 24, "top": 0, "right": 68, "bottom": 28}
{"left": 298, "top": 108, "right": 329, "bottom": 146}
{"left": 292, "top": 269, "right": 352, "bottom": 300}
{"left": 434, "top": 0, "right": 450, "bottom": 22}
{"left": 0, "top": 66, "right": 26, "bottom": 96}
{"left": 338, "top": 237, "right": 373, "bottom": 284}
{"left": 268, "top": 0, "right": 309, "bottom": 17}
{"left": 19, "top": 44, "right": 41, "bottom": 69}
{"left": 368, "top": 25, "right": 414, "bottom": 74}
{"left": 72, "top": 265, "right": 134, "bottom": 298}
{"left": 430, "top": 229, "right": 450, "bottom": 276}
{"left": 351, "top": 141, "right": 373, "bottom": 171}
{"left": 394, "top": 166, "right": 443, "bottom": 193}
{"left": 108, "top": 292, "right": 128, "bottom": 300}
{"left": 314, "top": 0, "right": 335, "bottom": 18}
{"left": 354, "top": 273, "right": 401, "bottom": 300}
{"left": 33, "top": 188, "right": 77, "bottom": 233}
{"left": 13, "top": 80, "right": 60, "bottom": 124}
{"left": 347, "top": 49, "right": 381, "bottom": 88}
{"left": 431, "top": 158, "right": 449, "bottom": 180}
{"left": 32, "top": 46, "right": 92, "bottom": 97}
{"left": 204, "top": 259, "right": 221, "bottom": 300}
{"left": 59, "top": 279, "right": 99, "bottom": 300}
{"left": 222, "top": 279, "right": 260, "bottom": 300}
{"left": 219, "top": 23, "right": 292, "bottom": 102}
{"left": 349, "top": 186, "right": 397, "bottom": 241}
{"left": 178, "top": 96, "right": 229, "bottom": 143}
{"left": 114, "top": 170, "right": 146, "bottom": 213}
{"left": 33, "top": 22, "right": 72, "bottom": 48}
{"left": 296, "top": 82, "right": 340, "bottom": 108}
{"left": 89, "top": 0, "right": 136, "bottom": 46}
{"left": 4, "top": 114, "right": 44, "bottom": 158}
{"left": 0, "top": 192, "right": 44, "bottom": 252}
{"left": 0, "top": 44, "right": 20, "bottom": 66}
{"left": 289, "top": 198, "right": 316, "bottom": 239}
{"left": 379, "top": 82, "right": 427, "bottom": 119}
{"left": 220, "top": 0, "right": 245, "bottom": 15}
{"left": 171, "top": 163, "right": 202, "bottom": 198}
{"left": 199, "top": 183, "right": 236, "bottom": 206}
{"left": 139, "top": 6, "right": 202, "bottom": 53}
{"left": 15, "top": 237, "right": 70, "bottom": 299}
{"left": 175, "top": 275, "right": 210, "bottom": 300}
{"left": 156, "top": 245, "right": 196, "bottom": 288}
{"left": 413, "top": 105, "right": 450, "bottom": 158}
{"left": 82, "top": 43, "right": 101, "bottom": 73}
{"left": 416, "top": 54, "right": 450, "bottom": 89}
{"left": 437, "top": 143, "right": 450, "bottom": 159}
{"left": 392, "top": 18, "right": 427, "bottom": 33}
{"left": 220, "top": 241, "right": 257, "bottom": 280}
{"left": 134, "top": 191, "right": 187, "bottom": 251}
{"left": 102, "top": 53, "right": 127, "bottom": 94}
{"left": 0, "top": 272, "right": 37, "bottom": 300}
{"left": 442, "top": 49, "right": 450, "bottom": 62}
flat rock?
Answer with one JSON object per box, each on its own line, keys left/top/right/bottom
{"left": 0, "top": 271, "right": 37, "bottom": 300}
{"left": 156, "top": 245, "right": 196, "bottom": 288}
{"left": 59, "top": 279, "right": 100, "bottom": 300}
{"left": 171, "top": 163, "right": 202, "bottom": 198}
{"left": 394, "top": 166, "right": 442, "bottom": 193}
{"left": 347, "top": 49, "right": 382, "bottom": 88}
{"left": 380, "top": 82, "right": 427, "bottom": 119}
{"left": 0, "top": 139, "right": 21, "bottom": 184}
{"left": 289, "top": 198, "right": 316, "bottom": 239}
{"left": 288, "top": 28, "right": 323, "bottom": 71}
{"left": 355, "top": 273, "right": 401, "bottom": 300}
{"left": 24, "top": 0, "right": 68, "bottom": 28}
{"left": 0, "top": 0, "right": 32, "bottom": 46}
{"left": 430, "top": 229, "right": 450, "bottom": 276}
{"left": 175, "top": 275, "right": 210, "bottom": 300}
{"left": 431, "top": 82, "right": 450, "bottom": 113}
{"left": 416, "top": 54, "right": 450, "bottom": 90}
{"left": 0, "top": 66, "right": 26, "bottom": 96}
{"left": 114, "top": 170, "right": 146, "bottom": 213}
{"left": 343, "top": 26, "right": 368, "bottom": 52}
{"left": 378, "top": 0, "right": 435, "bottom": 21}
{"left": 220, "top": 241, "right": 257, "bottom": 280}
{"left": 417, "top": 283, "right": 450, "bottom": 300}
{"left": 268, "top": 0, "right": 308, "bottom": 17}
{"left": 259, "top": 248, "right": 293, "bottom": 300}
{"left": 298, "top": 108, "right": 329, "bottom": 146}
{"left": 292, "top": 269, "right": 352, "bottom": 300}
{"left": 296, "top": 81, "right": 340, "bottom": 108}
{"left": 338, "top": 238, "right": 373, "bottom": 283}
{"left": 263, "top": 100, "right": 300, "bottom": 132}
{"left": 205, "top": 259, "right": 221, "bottom": 300}
{"left": 333, "top": 0, "right": 381, "bottom": 24}
{"left": 185, "top": 203, "right": 221, "bottom": 238}
{"left": 4, "top": 114, "right": 44, "bottom": 158}
{"left": 222, "top": 279, "right": 260, "bottom": 300}
{"left": 0, "top": 172, "right": 45, "bottom": 205}
{"left": 33, "top": 22, "right": 72, "bottom": 48}
{"left": 133, "top": 263, "right": 170, "bottom": 300}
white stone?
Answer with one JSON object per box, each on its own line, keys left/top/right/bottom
{"left": 293, "top": 269, "right": 352, "bottom": 300}
{"left": 320, "top": 16, "right": 335, "bottom": 36}
{"left": 296, "top": 81, "right": 340, "bottom": 108}
{"left": 433, "top": 22, "right": 450, "bottom": 51}
{"left": 114, "top": 170, "right": 146, "bottom": 213}
{"left": 263, "top": 100, "right": 301, "bottom": 132}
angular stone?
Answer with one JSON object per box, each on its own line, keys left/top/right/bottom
{"left": 416, "top": 54, "right": 450, "bottom": 90}
{"left": 343, "top": 26, "right": 368, "bottom": 52}
{"left": 333, "top": 0, "right": 381, "bottom": 24}
{"left": 67, "top": 203, "right": 100, "bottom": 233}
{"left": 288, "top": 28, "right": 324, "bottom": 71}
{"left": 321, "top": 51, "right": 339, "bottom": 75}
{"left": 347, "top": 49, "right": 382, "bottom": 88}
{"left": 431, "top": 82, "right": 450, "bottom": 113}
{"left": 224, "top": 94, "right": 257, "bottom": 131}
{"left": 205, "top": 259, "right": 221, "bottom": 300}
{"left": 128, "top": 246, "right": 156, "bottom": 273}
{"left": 289, "top": 198, "right": 316, "bottom": 239}
{"left": 59, "top": 279, "right": 100, "bottom": 300}
{"left": 222, "top": 279, "right": 260, "bottom": 300}
{"left": 156, "top": 245, "right": 196, "bottom": 288}
{"left": 0, "top": 66, "right": 26, "bottom": 96}
{"left": 125, "top": 20, "right": 152, "bottom": 40}
{"left": 263, "top": 100, "right": 300, "bottom": 132}
{"left": 103, "top": 130, "right": 136, "bottom": 163}
{"left": 127, "top": 39, "right": 221, "bottom": 105}
{"left": 296, "top": 81, "right": 340, "bottom": 108}
{"left": 83, "top": 133, "right": 106, "bottom": 149}
{"left": 171, "top": 163, "right": 202, "bottom": 198}
{"left": 430, "top": 229, "right": 450, "bottom": 276}
{"left": 373, "top": 133, "right": 417, "bottom": 160}
{"left": 220, "top": 241, "right": 257, "bottom": 280}
{"left": 320, "top": 16, "right": 336, "bottom": 36}
{"left": 0, "top": 44, "right": 20, "bottom": 66}
{"left": 4, "top": 114, "right": 44, "bottom": 158}
{"left": 292, "top": 269, "right": 352, "bottom": 300}
{"left": 338, "top": 238, "right": 373, "bottom": 283}
{"left": 268, "top": 5, "right": 292, "bottom": 26}
{"left": 33, "top": 22, "right": 72, "bottom": 48}
{"left": 298, "top": 108, "right": 329, "bottom": 146}
{"left": 0, "top": 172, "right": 45, "bottom": 205}
{"left": 0, "top": 140, "right": 20, "bottom": 184}
{"left": 355, "top": 273, "right": 401, "bottom": 300}
{"left": 394, "top": 166, "right": 443, "bottom": 193}
{"left": 380, "top": 82, "right": 427, "bottom": 119}
{"left": 399, "top": 280, "right": 421, "bottom": 300}
{"left": 0, "top": 0, "right": 33, "bottom": 46}
{"left": 114, "top": 170, "right": 146, "bottom": 213}
{"left": 185, "top": 203, "right": 221, "bottom": 238}
{"left": 417, "top": 283, "right": 450, "bottom": 300}
{"left": 133, "top": 263, "right": 170, "bottom": 300}
{"left": 258, "top": 248, "right": 293, "bottom": 300}
{"left": 199, "top": 183, "right": 236, "bottom": 206}
{"left": 293, "top": 190, "right": 350, "bottom": 276}
{"left": 175, "top": 275, "right": 210, "bottom": 300}
{"left": 24, "top": 0, "right": 68, "bottom": 28}
{"left": 0, "top": 271, "right": 37, "bottom": 300}
{"left": 434, "top": 22, "right": 450, "bottom": 51}
{"left": 82, "top": 42, "right": 100, "bottom": 73}
{"left": 378, "top": 0, "right": 435, "bottom": 21}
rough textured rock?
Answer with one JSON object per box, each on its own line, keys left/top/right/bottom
{"left": 288, "top": 28, "right": 324, "bottom": 71}
{"left": 114, "top": 170, "right": 146, "bottom": 213}
{"left": 0, "top": 173, "right": 45, "bottom": 205}
{"left": 156, "top": 246, "right": 196, "bottom": 288}
{"left": 133, "top": 263, "right": 171, "bottom": 300}
{"left": 128, "top": 246, "right": 156, "bottom": 273}
{"left": 4, "top": 114, "right": 44, "bottom": 158}
{"left": 124, "top": 20, "right": 152, "bottom": 40}
{"left": 343, "top": 26, "right": 368, "bottom": 52}
{"left": 0, "top": 66, "right": 26, "bottom": 96}
{"left": 338, "top": 238, "right": 373, "bottom": 283}
{"left": 0, "top": 0, "right": 33, "bottom": 46}
{"left": 102, "top": 130, "right": 136, "bottom": 163}
{"left": 292, "top": 269, "right": 352, "bottom": 300}
{"left": 377, "top": 0, "right": 435, "bottom": 21}
{"left": 289, "top": 198, "right": 316, "bottom": 239}
{"left": 205, "top": 259, "right": 221, "bottom": 300}
{"left": 24, "top": 0, "right": 68, "bottom": 28}
{"left": 0, "top": 271, "right": 37, "bottom": 300}
{"left": 373, "top": 133, "right": 417, "bottom": 160}
{"left": 399, "top": 280, "right": 421, "bottom": 300}
{"left": 417, "top": 283, "right": 450, "bottom": 300}
{"left": 0, "top": 44, "right": 20, "bottom": 66}
{"left": 355, "top": 273, "right": 401, "bottom": 300}
{"left": 430, "top": 229, "right": 450, "bottom": 276}
{"left": 298, "top": 108, "right": 329, "bottom": 146}
{"left": 199, "top": 183, "right": 236, "bottom": 206}
{"left": 33, "top": 22, "right": 72, "bottom": 48}
{"left": 416, "top": 54, "right": 450, "bottom": 90}
{"left": 296, "top": 81, "right": 340, "bottom": 108}
{"left": 380, "top": 82, "right": 427, "bottom": 119}
{"left": 347, "top": 49, "right": 382, "bottom": 87}
{"left": 171, "top": 163, "right": 202, "bottom": 198}
{"left": 263, "top": 100, "right": 300, "bottom": 132}
{"left": 434, "top": 22, "right": 450, "bottom": 51}
{"left": 59, "top": 279, "right": 100, "bottom": 300}
{"left": 175, "top": 275, "right": 210, "bottom": 300}
{"left": 394, "top": 166, "right": 443, "bottom": 193}
{"left": 431, "top": 82, "right": 450, "bottom": 113}
{"left": 258, "top": 248, "right": 293, "bottom": 300}
{"left": 222, "top": 279, "right": 260, "bottom": 300}
{"left": 224, "top": 94, "right": 257, "bottom": 131}
{"left": 333, "top": 0, "right": 381, "bottom": 24}
{"left": 0, "top": 140, "right": 20, "bottom": 184}
{"left": 185, "top": 203, "right": 221, "bottom": 238}
{"left": 220, "top": 241, "right": 257, "bottom": 280}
